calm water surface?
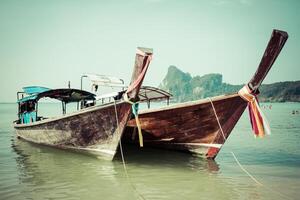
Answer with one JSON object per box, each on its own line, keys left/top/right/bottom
{"left": 0, "top": 102, "right": 299, "bottom": 200}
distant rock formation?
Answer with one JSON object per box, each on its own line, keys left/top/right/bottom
{"left": 159, "top": 65, "right": 192, "bottom": 102}
{"left": 159, "top": 66, "right": 300, "bottom": 102}
{"left": 259, "top": 82, "right": 300, "bottom": 102}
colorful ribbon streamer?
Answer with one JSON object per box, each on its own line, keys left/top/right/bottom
{"left": 124, "top": 94, "right": 143, "bottom": 147}
{"left": 238, "top": 85, "right": 271, "bottom": 138}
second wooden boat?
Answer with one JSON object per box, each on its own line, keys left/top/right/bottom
{"left": 123, "top": 30, "right": 288, "bottom": 159}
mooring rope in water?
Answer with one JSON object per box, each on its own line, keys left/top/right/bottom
{"left": 113, "top": 100, "right": 146, "bottom": 200}
{"left": 208, "top": 98, "right": 264, "bottom": 185}
{"left": 230, "top": 152, "right": 263, "bottom": 186}
{"left": 208, "top": 98, "right": 295, "bottom": 200}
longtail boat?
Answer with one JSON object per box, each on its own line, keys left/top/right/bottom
{"left": 13, "top": 47, "right": 153, "bottom": 160}
{"left": 123, "top": 30, "right": 288, "bottom": 159}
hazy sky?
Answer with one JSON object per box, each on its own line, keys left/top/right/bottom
{"left": 0, "top": 0, "right": 299, "bottom": 102}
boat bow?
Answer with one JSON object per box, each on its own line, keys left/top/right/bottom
{"left": 238, "top": 30, "right": 288, "bottom": 138}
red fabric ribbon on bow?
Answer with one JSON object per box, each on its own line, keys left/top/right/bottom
{"left": 238, "top": 85, "right": 271, "bottom": 138}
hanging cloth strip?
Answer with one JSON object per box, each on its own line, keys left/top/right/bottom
{"left": 123, "top": 52, "right": 152, "bottom": 147}
{"left": 238, "top": 85, "right": 271, "bottom": 138}
{"left": 124, "top": 95, "right": 143, "bottom": 147}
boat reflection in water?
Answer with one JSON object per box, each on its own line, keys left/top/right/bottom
{"left": 12, "top": 138, "right": 219, "bottom": 178}
{"left": 11, "top": 138, "right": 122, "bottom": 199}
{"left": 12, "top": 138, "right": 273, "bottom": 200}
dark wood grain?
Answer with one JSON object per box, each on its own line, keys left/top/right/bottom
{"left": 124, "top": 94, "right": 247, "bottom": 159}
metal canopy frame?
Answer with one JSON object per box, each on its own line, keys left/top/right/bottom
{"left": 16, "top": 88, "right": 96, "bottom": 122}
{"left": 138, "top": 86, "right": 172, "bottom": 108}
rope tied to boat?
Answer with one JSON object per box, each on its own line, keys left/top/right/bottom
{"left": 238, "top": 85, "right": 271, "bottom": 138}
{"left": 124, "top": 94, "right": 143, "bottom": 147}
{"left": 208, "top": 98, "right": 294, "bottom": 200}
{"left": 113, "top": 100, "right": 146, "bottom": 200}
{"left": 208, "top": 97, "right": 263, "bottom": 186}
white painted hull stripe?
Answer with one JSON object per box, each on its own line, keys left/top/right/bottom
{"left": 144, "top": 141, "right": 222, "bottom": 148}
{"left": 171, "top": 143, "right": 222, "bottom": 148}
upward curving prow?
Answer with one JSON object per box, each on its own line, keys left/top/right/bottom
{"left": 126, "top": 47, "right": 153, "bottom": 101}
{"left": 248, "top": 29, "right": 288, "bottom": 93}
{"left": 239, "top": 30, "right": 288, "bottom": 138}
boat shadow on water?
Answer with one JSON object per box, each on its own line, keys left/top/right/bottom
{"left": 114, "top": 143, "right": 220, "bottom": 172}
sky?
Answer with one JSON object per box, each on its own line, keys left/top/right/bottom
{"left": 0, "top": 0, "right": 299, "bottom": 102}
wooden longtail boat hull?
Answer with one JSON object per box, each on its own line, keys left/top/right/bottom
{"left": 15, "top": 102, "right": 130, "bottom": 159}
{"left": 14, "top": 47, "right": 153, "bottom": 160}
{"left": 124, "top": 30, "right": 288, "bottom": 159}
{"left": 125, "top": 94, "right": 246, "bottom": 159}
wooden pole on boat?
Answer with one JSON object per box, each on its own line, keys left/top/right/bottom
{"left": 248, "top": 29, "right": 288, "bottom": 93}
{"left": 126, "top": 47, "right": 153, "bottom": 101}
{"left": 239, "top": 30, "right": 288, "bottom": 138}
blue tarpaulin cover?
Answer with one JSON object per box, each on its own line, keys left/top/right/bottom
{"left": 21, "top": 112, "right": 37, "bottom": 124}
{"left": 23, "top": 86, "right": 50, "bottom": 95}
{"left": 18, "top": 86, "right": 51, "bottom": 103}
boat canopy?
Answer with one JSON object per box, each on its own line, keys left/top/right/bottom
{"left": 82, "top": 74, "right": 126, "bottom": 88}
{"left": 138, "top": 86, "right": 172, "bottom": 102}
{"left": 18, "top": 89, "right": 96, "bottom": 103}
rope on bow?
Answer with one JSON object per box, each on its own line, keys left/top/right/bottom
{"left": 238, "top": 85, "right": 271, "bottom": 138}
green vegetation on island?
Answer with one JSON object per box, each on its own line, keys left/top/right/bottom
{"left": 159, "top": 66, "right": 300, "bottom": 102}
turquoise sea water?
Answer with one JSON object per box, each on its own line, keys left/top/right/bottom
{"left": 0, "top": 102, "right": 299, "bottom": 200}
